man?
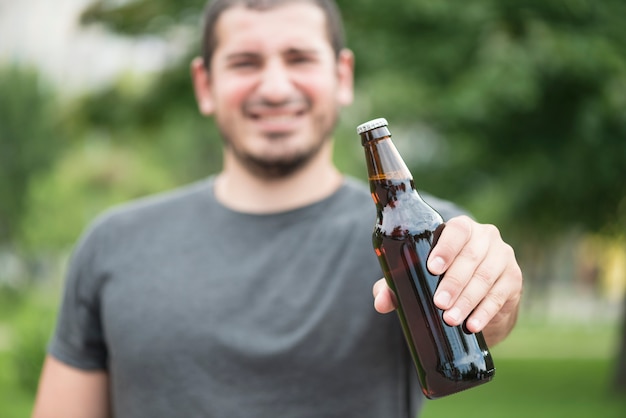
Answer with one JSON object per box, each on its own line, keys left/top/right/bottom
{"left": 32, "top": 0, "right": 522, "bottom": 417}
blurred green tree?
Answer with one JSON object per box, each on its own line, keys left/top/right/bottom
{"left": 18, "top": 141, "right": 176, "bottom": 252}
{"left": 73, "top": 0, "right": 223, "bottom": 185}
{"left": 0, "top": 66, "right": 67, "bottom": 245}
{"left": 340, "top": 0, "right": 626, "bottom": 236}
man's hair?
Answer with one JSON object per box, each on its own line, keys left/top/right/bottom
{"left": 201, "top": 0, "right": 346, "bottom": 70}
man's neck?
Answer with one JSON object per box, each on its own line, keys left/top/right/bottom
{"left": 214, "top": 144, "right": 343, "bottom": 214}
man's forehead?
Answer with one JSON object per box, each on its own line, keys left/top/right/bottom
{"left": 213, "top": 3, "right": 330, "bottom": 54}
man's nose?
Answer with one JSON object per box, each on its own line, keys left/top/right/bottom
{"left": 257, "top": 60, "right": 295, "bottom": 103}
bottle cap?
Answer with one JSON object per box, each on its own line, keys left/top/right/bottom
{"left": 356, "top": 118, "right": 388, "bottom": 135}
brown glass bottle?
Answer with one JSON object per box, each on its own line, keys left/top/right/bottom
{"left": 357, "top": 118, "right": 495, "bottom": 399}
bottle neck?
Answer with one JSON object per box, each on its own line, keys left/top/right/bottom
{"left": 360, "top": 123, "right": 442, "bottom": 230}
{"left": 362, "top": 133, "right": 413, "bottom": 183}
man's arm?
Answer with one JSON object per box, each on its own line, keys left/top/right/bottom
{"left": 373, "top": 215, "right": 523, "bottom": 347}
{"left": 32, "top": 355, "right": 110, "bottom": 418}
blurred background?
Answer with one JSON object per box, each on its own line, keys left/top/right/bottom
{"left": 1, "top": 0, "right": 625, "bottom": 416}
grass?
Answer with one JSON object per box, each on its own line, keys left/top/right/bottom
{"left": 421, "top": 358, "right": 626, "bottom": 418}
{"left": 422, "top": 320, "right": 626, "bottom": 418}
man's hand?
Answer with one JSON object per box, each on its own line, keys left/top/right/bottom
{"left": 372, "top": 215, "right": 523, "bottom": 346}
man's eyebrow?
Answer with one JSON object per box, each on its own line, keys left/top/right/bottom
{"left": 225, "top": 52, "right": 259, "bottom": 61}
{"left": 284, "top": 47, "right": 320, "bottom": 55}
{"left": 223, "top": 47, "right": 320, "bottom": 62}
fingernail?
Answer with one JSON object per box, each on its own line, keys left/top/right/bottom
{"left": 446, "top": 307, "right": 461, "bottom": 324}
{"left": 429, "top": 256, "right": 445, "bottom": 274}
{"left": 467, "top": 317, "right": 482, "bottom": 332}
{"left": 434, "top": 291, "right": 451, "bottom": 308}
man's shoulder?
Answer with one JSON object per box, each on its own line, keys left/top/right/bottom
{"left": 90, "top": 178, "right": 214, "bottom": 232}
{"left": 329, "top": 176, "right": 375, "bottom": 219}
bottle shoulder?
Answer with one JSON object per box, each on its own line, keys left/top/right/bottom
{"left": 376, "top": 193, "right": 444, "bottom": 236}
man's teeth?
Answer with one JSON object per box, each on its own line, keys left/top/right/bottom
{"left": 257, "top": 114, "right": 297, "bottom": 122}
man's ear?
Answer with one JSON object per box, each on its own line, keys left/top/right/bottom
{"left": 191, "top": 57, "right": 215, "bottom": 116}
{"left": 336, "top": 48, "right": 355, "bottom": 107}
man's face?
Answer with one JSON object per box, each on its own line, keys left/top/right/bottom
{"left": 193, "top": 3, "right": 354, "bottom": 178}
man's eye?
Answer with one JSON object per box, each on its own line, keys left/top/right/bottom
{"left": 231, "top": 61, "right": 256, "bottom": 68}
{"left": 226, "top": 57, "right": 260, "bottom": 69}
{"left": 290, "top": 57, "right": 311, "bottom": 64}
{"left": 285, "top": 51, "right": 317, "bottom": 65}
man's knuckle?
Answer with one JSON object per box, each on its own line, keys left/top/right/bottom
{"left": 473, "top": 266, "right": 495, "bottom": 287}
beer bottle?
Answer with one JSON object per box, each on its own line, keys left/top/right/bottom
{"left": 357, "top": 117, "right": 495, "bottom": 399}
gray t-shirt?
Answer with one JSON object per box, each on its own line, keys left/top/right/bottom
{"left": 49, "top": 176, "right": 464, "bottom": 417}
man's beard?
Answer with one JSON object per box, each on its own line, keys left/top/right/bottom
{"left": 227, "top": 132, "right": 329, "bottom": 179}
{"left": 219, "top": 114, "right": 338, "bottom": 180}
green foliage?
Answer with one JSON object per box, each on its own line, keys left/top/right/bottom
{"left": 18, "top": 141, "right": 177, "bottom": 252}
{"left": 0, "top": 349, "right": 35, "bottom": 418}
{"left": 80, "top": 0, "right": 203, "bottom": 35}
{"left": 0, "top": 65, "right": 67, "bottom": 243}
{"left": 339, "top": 0, "right": 626, "bottom": 235}
{"left": 0, "top": 283, "right": 58, "bottom": 417}
{"left": 67, "top": 69, "right": 224, "bottom": 184}
{"left": 8, "top": 289, "right": 57, "bottom": 394}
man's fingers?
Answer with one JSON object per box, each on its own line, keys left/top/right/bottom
{"left": 438, "top": 229, "right": 505, "bottom": 323}
{"left": 429, "top": 217, "right": 519, "bottom": 329}
{"left": 373, "top": 278, "right": 397, "bottom": 314}
{"left": 427, "top": 216, "right": 473, "bottom": 275}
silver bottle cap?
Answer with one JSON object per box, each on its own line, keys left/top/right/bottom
{"left": 356, "top": 118, "right": 388, "bottom": 135}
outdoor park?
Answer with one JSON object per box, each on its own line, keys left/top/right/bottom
{"left": 1, "top": 0, "right": 626, "bottom": 417}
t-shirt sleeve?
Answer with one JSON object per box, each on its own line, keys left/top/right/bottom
{"left": 48, "top": 218, "right": 109, "bottom": 370}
